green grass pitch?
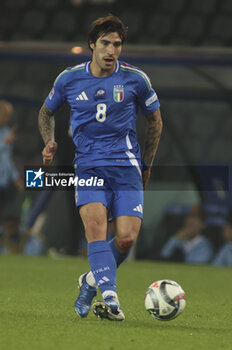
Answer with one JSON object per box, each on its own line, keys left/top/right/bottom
{"left": 1, "top": 255, "right": 231, "bottom": 350}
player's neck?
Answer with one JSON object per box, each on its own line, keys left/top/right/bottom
{"left": 90, "top": 61, "right": 116, "bottom": 77}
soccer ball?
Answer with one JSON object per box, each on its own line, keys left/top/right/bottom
{"left": 145, "top": 279, "right": 186, "bottom": 321}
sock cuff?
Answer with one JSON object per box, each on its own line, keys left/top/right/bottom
{"left": 88, "top": 240, "right": 110, "bottom": 257}
{"left": 102, "top": 290, "right": 118, "bottom": 300}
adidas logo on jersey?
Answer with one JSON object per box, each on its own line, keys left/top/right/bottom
{"left": 76, "top": 91, "right": 88, "bottom": 100}
{"left": 133, "top": 204, "right": 143, "bottom": 214}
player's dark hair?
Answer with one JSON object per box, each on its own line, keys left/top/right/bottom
{"left": 88, "top": 15, "right": 127, "bottom": 51}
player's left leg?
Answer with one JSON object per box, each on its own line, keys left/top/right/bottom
{"left": 92, "top": 165, "right": 144, "bottom": 320}
{"left": 112, "top": 215, "right": 142, "bottom": 259}
{"left": 92, "top": 215, "right": 141, "bottom": 320}
{"left": 87, "top": 215, "right": 142, "bottom": 288}
{"left": 108, "top": 176, "right": 144, "bottom": 266}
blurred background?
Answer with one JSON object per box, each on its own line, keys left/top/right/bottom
{"left": 0, "top": 0, "right": 231, "bottom": 265}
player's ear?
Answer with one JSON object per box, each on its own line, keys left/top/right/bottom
{"left": 90, "top": 42, "right": 95, "bottom": 51}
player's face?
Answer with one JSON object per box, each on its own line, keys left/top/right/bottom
{"left": 90, "top": 32, "right": 122, "bottom": 76}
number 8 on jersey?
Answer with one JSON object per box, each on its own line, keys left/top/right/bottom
{"left": 96, "top": 103, "right": 107, "bottom": 122}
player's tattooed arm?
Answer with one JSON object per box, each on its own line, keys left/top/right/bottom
{"left": 38, "top": 103, "right": 55, "bottom": 145}
{"left": 142, "top": 109, "right": 163, "bottom": 189}
{"left": 38, "top": 103, "right": 57, "bottom": 165}
{"left": 143, "top": 109, "right": 163, "bottom": 166}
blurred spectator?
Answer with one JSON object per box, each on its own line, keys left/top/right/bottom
{"left": 213, "top": 216, "right": 232, "bottom": 267}
{"left": 0, "top": 100, "right": 24, "bottom": 217}
{"left": 160, "top": 213, "right": 214, "bottom": 264}
{"left": 0, "top": 216, "right": 45, "bottom": 256}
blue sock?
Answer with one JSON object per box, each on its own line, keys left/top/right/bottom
{"left": 108, "top": 238, "right": 130, "bottom": 267}
{"left": 88, "top": 240, "right": 117, "bottom": 295}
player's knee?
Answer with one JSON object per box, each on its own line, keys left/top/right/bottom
{"left": 116, "top": 228, "right": 138, "bottom": 251}
{"left": 85, "top": 215, "right": 106, "bottom": 241}
{"left": 86, "top": 217, "right": 104, "bottom": 232}
{"left": 118, "top": 238, "right": 134, "bottom": 251}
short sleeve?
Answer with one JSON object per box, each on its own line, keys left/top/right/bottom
{"left": 136, "top": 70, "right": 160, "bottom": 114}
{"left": 44, "top": 71, "right": 66, "bottom": 112}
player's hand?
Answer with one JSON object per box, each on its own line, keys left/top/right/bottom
{"left": 42, "top": 140, "right": 57, "bottom": 165}
{"left": 142, "top": 168, "right": 151, "bottom": 190}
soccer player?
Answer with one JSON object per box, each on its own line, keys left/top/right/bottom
{"left": 38, "top": 15, "right": 162, "bottom": 321}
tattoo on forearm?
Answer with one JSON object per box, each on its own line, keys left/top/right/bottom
{"left": 142, "top": 109, "right": 163, "bottom": 167}
{"left": 38, "top": 103, "right": 55, "bottom": 145}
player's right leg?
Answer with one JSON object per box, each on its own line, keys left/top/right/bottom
{"left": 74, "top": 201, "right": 107, "bottom": 317}
{"left": 80, "top": 202, "right": 124, "bottom": 320}
{"left": 75, "top": 239, "right": 127, "bottom": 319}
{"left": 75, "top": 201, "right": 124, "bottom": 320}
{"left": 73, "top": 166, "right": 115, "bottom": 318}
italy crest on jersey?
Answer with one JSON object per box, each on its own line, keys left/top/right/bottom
{"left": 113, "top": 85, "right": 124, "bottom": 102}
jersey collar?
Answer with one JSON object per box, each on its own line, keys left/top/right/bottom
{"left": 86, "top": 60, "right": 120, "bottom": 74}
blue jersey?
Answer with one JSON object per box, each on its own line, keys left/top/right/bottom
{"left": 45, "top": 60, "right": 160, "bottom": 168}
